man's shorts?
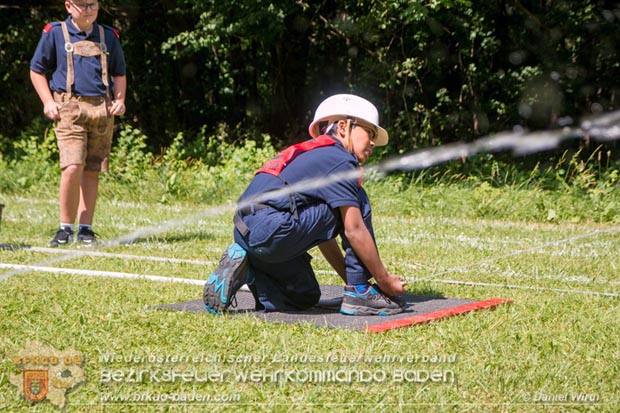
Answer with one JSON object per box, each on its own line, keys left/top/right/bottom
{"left": 53, "top": 92, "right": 114, "bottom": 172}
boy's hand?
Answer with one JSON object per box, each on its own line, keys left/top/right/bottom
{"left": 375, "top": 273, "right": 407, "bottom": 297}
{"left": 43, "top": 101, "right": 61, "bottom": 120}
{"left": 109, "top": 100, "right": 126, "bottom": 116}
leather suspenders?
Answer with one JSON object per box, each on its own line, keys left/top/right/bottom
{"left": 60, "top": 21, "right": 109, "bottom": 98}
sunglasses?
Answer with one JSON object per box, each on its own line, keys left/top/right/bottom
{"left": 352, "top": 122, "right": 377, "bottom": 141}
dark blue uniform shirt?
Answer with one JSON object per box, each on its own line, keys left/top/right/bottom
{"left": 239, "top": 137, "right": 366, "bottom": 212}
{"left": 30, "top": 17, "right": 126, "bottom": 97}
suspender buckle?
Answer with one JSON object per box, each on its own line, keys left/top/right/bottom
{"left": 64, "top": 42, "right": 74, "bottom": 53}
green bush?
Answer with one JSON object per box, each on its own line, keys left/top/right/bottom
{"left": 107, "top": 124, "right": 153, "bottom": 185}
{"left": 0, "top": 119, "right": 58, "bottom": 195}
{"left": 169, "top": 133, "right": 277, "bottom": 205}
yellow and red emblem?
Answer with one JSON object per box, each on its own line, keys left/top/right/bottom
{"left": 23, "top": 370, "right": 49, "bottom": 402}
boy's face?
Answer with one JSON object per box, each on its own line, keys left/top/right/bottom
{"left": 334, "top": 119, "right": 377, "bottom": 164}
{"left": 65, "top": 1, "right": 99, "bottom": 27}
{"left": 349, "top": 122, "right": 377, "bottom": 164}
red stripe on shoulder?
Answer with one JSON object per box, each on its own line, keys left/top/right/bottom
{"left": 113, "top": 28, "right": 120, "bottom": 39}
{"left": 43, "top": 23, "right": 53, "bottom": 34}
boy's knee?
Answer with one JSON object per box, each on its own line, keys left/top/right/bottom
{"left": 61, "top": 164, "right": 83, "bottom": 175}
{"left": 286, "top": 284, "right": 321, "bottom": 309}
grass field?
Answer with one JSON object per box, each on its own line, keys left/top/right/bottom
{"left": 1, "top": 179, "right": 619, "bottom": 412}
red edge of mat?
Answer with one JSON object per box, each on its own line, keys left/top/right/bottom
{"left": 364, "top": 298, "right": 512, "bottom": 333}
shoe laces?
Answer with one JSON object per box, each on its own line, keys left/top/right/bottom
{"left": 370, "top": 285, "right": 397, "bottom": 304}
{"left": 51, "top": 227, "right": 73, "bottom": 238}
{"left": 79, "top": 227, "right": 96, "bottom": 236}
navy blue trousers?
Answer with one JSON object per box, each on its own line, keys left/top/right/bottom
{"left": 233, "top": 201, "right": 376, "bottom": 311}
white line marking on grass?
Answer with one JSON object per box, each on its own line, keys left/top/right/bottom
{"left": 0, "top": 262, "right": 206, "bottom": 285}
{"left": 308, "top": 269, "right": 620, "bottom": 297}
{"left": 381, "top": 224, "right": 619, "bottom": 255}
{"left": 426, "top": 278, "right": 620, "bottom": 298}
{"left": 410, "top": 228, "right": 620, "bottom": 283}
{"left": 435, "top": 261, "right": 618, "bottom": 286}
{"left": 10, "top": 196, "right": 57, "bottom": 205}
{"left": 0, "top": 262, "right": 255, "bottom": 291}
{"left": 26, "top": 246, "right": 216, "bottom": 265}
{"left": 376, "top": 215, "right": 594, "bottom": 231}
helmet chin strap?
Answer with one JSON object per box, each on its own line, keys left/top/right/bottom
{"left": 343, "top": 119, "right": 354, "bottom": 153}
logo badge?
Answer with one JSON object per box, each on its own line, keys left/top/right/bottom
{"left": 10, "top": 341, "right": 85, "bottom": 409}
{"left": 23, "top": 370, "right": 49, "bottom": 402}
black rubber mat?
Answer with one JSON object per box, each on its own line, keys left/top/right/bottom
{"left": 157, "top": 285, "right": 510, "bottom": 332}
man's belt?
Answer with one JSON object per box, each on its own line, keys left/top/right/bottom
{"left": 234, "top": 203, "right": 272, "bottom": 237}
{"left": 237, "top": 203, "right": 271, "bottom": 217}
{"left": 53, "top": 91, "right": 108, "bottom": 103}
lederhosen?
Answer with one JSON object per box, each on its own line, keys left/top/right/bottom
{"left": 54, "top": 22, "right": 114, "bottom": 172}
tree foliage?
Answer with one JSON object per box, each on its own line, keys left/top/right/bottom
{"left": 1, "top": 0, "right": 618, "bottom": 154}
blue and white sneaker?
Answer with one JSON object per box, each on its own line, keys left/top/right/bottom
{"left": 340, "top": 284, "right": 405, "bottom": 316}
{"left": 203, "top": 243, "right": 252, "bottom": 314}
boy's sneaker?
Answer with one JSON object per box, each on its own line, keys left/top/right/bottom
{"left": 203, "top": 243, "right": 253, "bottom": 314}
{"left": 49, "top": 227, "right": 74, "bottom": 247}
{"left": 340, "top": 284, "right": 405, "bottom": 316}
{"left": 77, "top": 227, "right": 97, "bottom": 246}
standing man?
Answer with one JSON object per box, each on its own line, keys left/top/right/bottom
{"left": 204, "top": 94, "right": 407, "bottom": 316}
{"left": 30, "top": 1, "right": 126, "bottom": 246}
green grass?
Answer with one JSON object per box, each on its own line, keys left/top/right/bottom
{"left": 1, "top": 177, "right": 619, "bottom": 412}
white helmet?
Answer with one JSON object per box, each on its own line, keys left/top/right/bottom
{"left": 308, "top": 94, "right": 389, "bottom": 146}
